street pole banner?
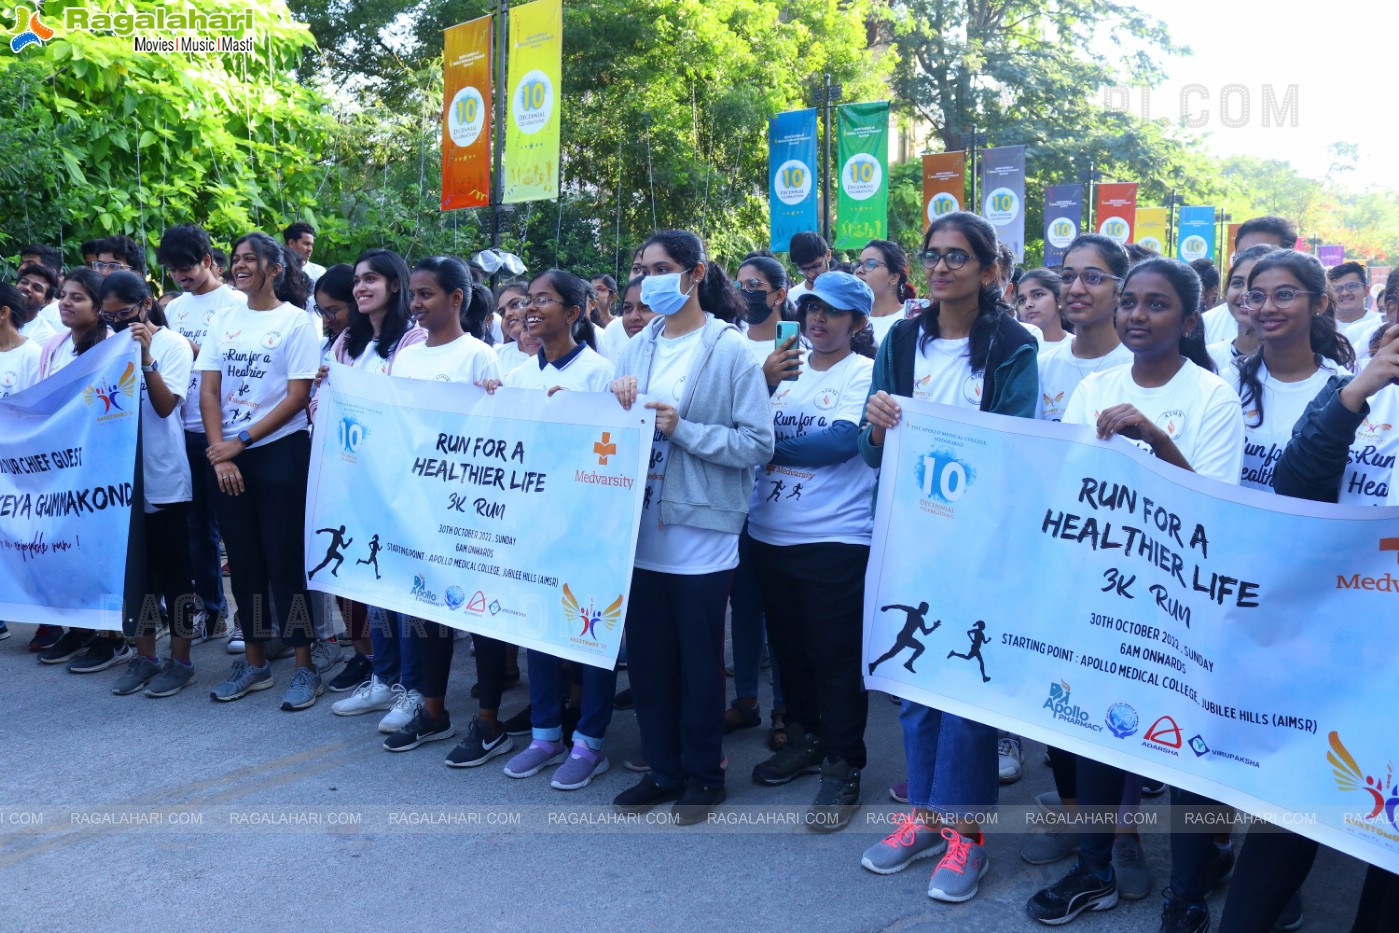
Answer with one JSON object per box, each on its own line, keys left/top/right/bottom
{"left": 1095, "top": 182, "right": 1137, "bottom": 244}
{"left": 768, "top": 108, "right": 819, "bottom": 252}
{"left": 1134, "top": 206, "right": 1167, "bottom": 252}
{"left": 922, "top": 152, "right": 966, "bottom": 227}
{"left": 441, "top": 15, "right": 493, "bottom": 210}
{"left": 979, "top": 144, "right": 1026, "bottom": 261}
{"left": 1318, "top": 245, "right": 1345, "bottom": 269}
{"left": 502, "top": 0, "right": 562, "bottom": 204}
{"left": 306, "top": 363, "right": 652, "bottom": 669}
{"left": 833, "top": 100, "right": 889, "bottom": 249}
{"left": 864, "top": 397, "right": 1399, "bottom": 874}
{"left": 1225, "top": 223, "right": 1242, "bottom": 267}
{"left": 1042, "top": 184, "right": 1083, "bottom": 268}
{"left": 1177, "top": 206, "right": 1217, "bottom": 262}
{"left": 0, "top": 338, "right": 139, "bottom": 628}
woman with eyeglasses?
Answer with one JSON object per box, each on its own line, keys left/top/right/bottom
{"left": 853, "top": 239, "right": 918, "bottom": 347}
{"left": 1205, "top": 246, "right": 1274, "bottom": 375}
{"left": 1014, "top": 268, "right": 1069, "bottom": 352}
{"left": 857, "top": 211, "right": 1038, "bottom": 904}
{"left": 495, "top": 284, "right": 542, "bottom": 376}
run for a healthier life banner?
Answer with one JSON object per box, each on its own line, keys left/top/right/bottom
{"left": 307, "top": 364, "right": 652, "bottom": 669}
{"left": 0, "top": 337, "right": 139, "bottom": 628}
{"left": 864, "top": 398, "right": 1399, "bottom": 874}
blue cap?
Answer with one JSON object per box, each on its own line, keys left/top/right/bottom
{"left": 798, "top": 271, "right": 874, "bottom": 316}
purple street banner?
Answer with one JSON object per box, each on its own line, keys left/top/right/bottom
{"left": 1043, "top": 184, "right": 1084, "bottom": 267}
{"left": 980, "top": 145, "right": 1026, "bottom": 262}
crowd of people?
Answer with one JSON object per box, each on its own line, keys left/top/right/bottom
{"left": 2, "top": 212, "right": 1397, "bottom": 933}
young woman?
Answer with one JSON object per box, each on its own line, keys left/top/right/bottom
{"left": 1206, "top": 246, "right": 1275, "bottom": 374}
{"left": 197, "top": 232, "right": 322, "bottom": 711}
{"left": 619, "top": 276, "right": 657, "bottom": 338}
{"left": 313, "top": 264, "right": 355, "bottom": 373}
{"left": 0, "top": 283, "right": 42, "bottom": 399}
{"left": 856, "top": 211, "right": 1037, "bottom": 903}
{"left": 1028, "top": 259, "right": 1244, "bottom": 930}
{"left": 1036, "top": 235, "right": 1133, "bottom": 422}
{"left": 748, "top": 271, "right": 877, "bottom": 832}
{"left": 590, "top": 273, "right": 618, "bottom": 326}
{"left": 854, "top": 239, "right": 917, "bottom": 347}
{"left": 1015, "top": 268, "right": 1069, "bottom": 351}
{"left": 610, "top": 229, "right": 775, "bottom": 823}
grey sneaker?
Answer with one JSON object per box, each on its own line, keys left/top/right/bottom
{"left": 144, "top": 659, "right": 197, "bottom": 697}
{"left": 1021, "top": 831, "right": 1080, "bottom": 865}
{"left": 503, "top": 739, "right": 568, "bottom": 779}
{"left": 1112, "top": 837, "right": 1152, "bottom": 900}
{"left": 551, "top": 743, "right": 609, "bottom": 790}
{"left": 927, "top": 829, "right": 989, "bottom": 903}
{"left": 860, "top": 813, "right": 946, "bottom": 874}
{"left": 808, "top": 758, "right": 861, "bottom": 833}
{"left": 210, "top": 659, "right": 273, "bottom": 702}
{"left": 311, "top": 638, "right": 343, "bottom": 674}
{"left": 112, "top": 656, "right": 163, "bottom": 696}
{"left": 280, "top": 666, "right": 324, "bottom": 711}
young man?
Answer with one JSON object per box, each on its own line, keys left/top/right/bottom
{"left": 788, "top": 232, "right": 832, "bottom": 302}
{"left": 1202, "top": 216, "right": 1297, "bottom": 344}
{"left": 92, "top": 235, "right": 146, "bottom": 277}
{"left": 15, "top": 262, "right": 60, "bottom": 340}
{"left": 80, "top": 239, "right": 103, "bottom": 268}
{"left": 283, "top": 222, "right": 325, "bottom": 286}
{"left": 1330, "top": 261, "right": 1381, "bottom": 362}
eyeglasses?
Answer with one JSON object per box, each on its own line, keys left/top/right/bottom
{"left": 1242, "top": 288, "right": 1314, "bottom": 311}
{"left": 101, "top": 304, "right": 143, "bottom": 320}
{"left": 1060, "top": 269, "right": 1122, "bottom": 288}
{"left": 89, "top": 261, "right": 129, "bottom": 272}
{"left": 739, "top": 277, "right": 771, "bottom": 293}
{"left": 797, "top": 259, "right": 829, "bottom": 276}
{"left": 854, "top": 258, "right": 886, "bottom": 272}
{"left": 801, "top": 299, "right": 852, "bottom": 316}
{"left": 503, "top": 298, "right": 531, "bottom": 312}
{"left": 313, "top": 304, "right": 347, "bottom": 318}
{"left": 525, "top": 295, "right": 564, "bottom": 308}
{"left": 918, "top": 249, "right": 972, "bottom": 270}
{"left": 1333, "top": 282, "right": 1365, "bottom": 295}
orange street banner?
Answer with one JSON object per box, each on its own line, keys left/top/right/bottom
{"left": 502, "top": 0, "right": 562, "bottom": 204}
{"left": 922, "top": 152, "right": 966, "bottom": 227}
{"left": 441, "top": 15, "right": 493, "bottom": 210}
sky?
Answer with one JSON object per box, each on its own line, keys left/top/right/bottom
{"left": 1112, "top": 0, "right": 1387, "bottom": 192}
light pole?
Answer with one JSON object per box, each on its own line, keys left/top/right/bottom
{"left": 808, "top": 74, "right": 844, "bottom": 243}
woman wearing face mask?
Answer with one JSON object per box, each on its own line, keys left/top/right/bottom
{"left": 854, "top": 239, "right": 918, "bottom": 347}
{"left": 610, "top": 229, "right": 775, "bottom": 823}
{"left": 1015, "top": 269, "right": 1069, "bottom": 351}
{"left": 1205, "top": 246, "right": 1275, "bottom": 375}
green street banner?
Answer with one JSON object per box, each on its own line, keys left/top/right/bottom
{"left": 834, "top": 101, "right": 889, "bottom": 249}
{"left": 502, "top": 0, "right": 561, "bottom": 204}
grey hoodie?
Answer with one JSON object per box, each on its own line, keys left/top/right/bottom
{"left": 615, "top": 315, "right": 775, "bottom": 535}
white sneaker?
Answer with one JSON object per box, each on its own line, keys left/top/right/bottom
{"left": 226, "top": 624, "right": 245, "bottom": 654}
{"left": 188, "top": 610, "right": 210, "bottom": 646}
{"left": 378, "top": 686, "right": 423, "bottom": 734}
{"left": 311, "top": 638, "right": 343, "bottom": 674}
{"left": 331, "top": 675, "right": 394, "bottom": 716}
{"left": 998, "top": 734, "right": 1023, "bottom": 784}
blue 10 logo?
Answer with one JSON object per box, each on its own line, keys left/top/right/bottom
{"left": 922, "top": 454, "right": 968, "bottom": 502}
{"left": 338, "top": 418, "right": 365, "bottom": 454}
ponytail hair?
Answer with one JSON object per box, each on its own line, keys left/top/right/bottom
{"left": 1120, "top": 258, "right": 1214, "bottom": 373}
{"left": 737, "top": 253, "right": 796, "bottom": 322}
{"left": 99, "top": 270, "right": 166, "bottom": 327}
{"left": 863, "top": 239, "right": 914, "bottom": 301}
{"left": 0, "top": 283, "right": 30, "bottom": 328}
{"left": 641, "top": 229, "right": 744, "bottom": 322}
{"left": 463, "top": 283, "right": 493, "bottom": 340}
{"left": 917, "top": 211, "right": 1007, "bottom": 374}
{"left": 528, "top": 268, "right": 596, "bottom": 351}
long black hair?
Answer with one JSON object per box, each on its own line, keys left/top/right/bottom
{"left": 863, "top": 239, "right": 916, "bottom": 301}
{"left": 59, "top": 268, "right": 108, "bottom": 355}
{"left": 1120, "top": 258, "right": 1214, "bottom": 372}
{"left": 230, "top": 232, "right": 310, "bottom": 309}
{"left": 1018, "top": 267, "right": 1071, "bottom": 334}
{"left": 1235, "top": 250, "right": 1355, "bottom": 427}
{"left": 736, "top": 253, "right": 796, "bottom": 322}
{"left": 917, "top": 211, "right": 1009, "bottom": 375}
{"left": 641, "top": 229, "right": 745, "bottom": 322}
{"left": 346, "top": 248, "right": 413, "bottom": 361}
{"left": 0, "top": 283, "right": 29, "bottom": 328}
{"left": 99, "top": 269, "right": 166, "bottom": 327}
{"left": 529, "top": 268, "right": 596, "bottom": 351}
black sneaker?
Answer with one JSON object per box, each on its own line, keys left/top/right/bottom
{"left": 613, "top": 774, "right": 683, "bottom": 809}
{"left": 470, "top": 669, "right": 521, "bottom": 699}
{"left": 672, "top": 779, "right": 726, "bottom": 826}
{"left": 751, "top": 724, "right": 824, "bottom": 785}
{"left": 39, "top": 628, "right": 94, "bottom": 665}
{"left": 328, "top": 653, "right": 373, "bottom": 692}
{"left": 1142, "top": 778, "right": 1167, "bottom": 797}
{"left": 1205, "top": 844, "right": 1235, "bottom": 890}
{"left": 69, "top": 638, "right": 133, "bottom": 673}
{"left": 444, "top": 717, "right": 513, "bottom": 767}
{"left": 612, "top": 687, "right": 634, "bottom": 710}
{"left": 502, "top": 705, "right": 534, "bottom": 737}
{"left": 1026, "top": 860, "right": 1119, "bottom": 924}
{"left": 1159, "top": 891, "right": 1209, "bottom": 933}
{"left": 384, "top": 706, "right": 456, "bottom": 752}
{"left": 808, "top": 758, "right": 861, "bottom": 833}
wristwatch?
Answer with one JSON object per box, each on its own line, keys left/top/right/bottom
{"left": 237, "top": 430, "right": 253, "bottom": 445}
{"left": 141, "top": 359, "right": 158, "bottom": 374}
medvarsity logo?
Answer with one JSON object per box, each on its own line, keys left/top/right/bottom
{"left": 593, "top": 432, "right": 617, "bottom": 465}
{"left": 1336, "top": 538, "right": 1399, "bottom": 592}
{"left": 561, "top": 583, "right": 622, "bottom": 641}
{"left": 1328, "top": 731, "right": 1399, "bottom": 835}
{"left": 81, "top": 361, "right": 137, "bottom": 417}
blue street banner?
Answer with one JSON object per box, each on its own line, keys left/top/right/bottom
{"left": 865, "top": 398, "right": 1399, "bottom": 874}
{"left": 306, "top": 364, "right": 652, "bottom": 669}
{"left": 1177, "top": 206, "right": 1217, "bottom": 262}
{"left": 768, "top": 108, "right": 819, "bottom": 252}
{"left": 0, "top": 338, "right": 140, "bottom": 629}
{"left": 1043, "top": 184, "right": 1084, "bottom": 267}
{"left": 980, "top": 145, "right": 1026, "bottom": 261}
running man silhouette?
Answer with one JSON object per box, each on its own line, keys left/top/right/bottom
{"left": 767, "top": 479, "right": 786, "bottom": 502}
{"left": 356, "top": 534, "right": 382, "bottom": 580}
{"left": 868, "top": 602, "right": 940, "bottom": 674}
{"left": 308, "top": 524, "right": 353, "bottom": 579}
{"left": 947, "top": 619, "right": 991, "bottom": 682}
{"left": 786, "top": 483, "right": 804, "bottom": 500}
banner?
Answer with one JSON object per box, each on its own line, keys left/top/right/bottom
{"left": 979, "top": 145, "right": 1026, "bottom": 261}
{"left": 1318, "top": 245, "right": 1345, "bottom": 268}
{"left": 921, "top": 152, "right": 966, "bottom": 227}
{"left": 441, "top": 15, "right": 493, "bottom": 211}
{"left": 502, "top": 0, "right": 561, "bottom": 204}
{"left": 0, "top": 338, "right": 139, "bottom": 629}
{"left": 1177, "top": 206, "right": 1217, "bottom": 262}
{"left": 1042, "top": 184, "right": 1083, "bottom": 268}
{"left": 1225, "top": 222, "right": 1242, "bottom": 266}
{"left": 864, "top": 398, "right": 1399, "bottom": 874}
{"left": 1094, "top": 182, "right": 1137, "bottom": 244}
{"left": 306, "top": 363, "right": 651, "bottom": 669}
{"left": 768, "top": 109, "right": 819, "bottom": 253}
{"left": 1134, "top": 206, "right": 1167, "bottom": 252}
{"left": 833, "top": 101, "right": 889, "bottom": 249}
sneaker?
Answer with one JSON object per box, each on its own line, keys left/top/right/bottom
{"left": 331, "top": 675, "right": 394, "bottom": 716}
{"left": 265, "top": 638, "right": 294, "bottom": 661}
{"left": 1021, "top": 831, "right": 1079, "bottom": 865}
{"left": 187, "top": 610, "right": 211, "bottom": 645}
{"left": 672, "top": 778, "right": 725, "bottom": 825}
{"left": 69, "top": 638, "right": 133, "bottom": 673}
{"left": 1113, "top": 837, "right": 1153, "bottom": 900}
{"left": 210, "top": 659, "right": 273, "bottom": 701}
{"left": 29, "top": 624, "right": 64, "bottom": 651}
{"left": 378, "top": 686, "right": 423, "bottom": 734}
{"left": 551, "top": 743, "right": 610, "bottom": 790}
{"left": 860, "top": 812, "right": 946, "bottom": 874}
{"left": 1273, "top": 891, "right": 1303, "bottom": 931}
{"left": 751, "top": 725, "right": 823, "bottom": 786}
{"left": 384, "top": 706, "right": 455, "bottom": 752}
{"left": 1026, "top": 859, "right": 1119, "bottom": 923}
{"left": 144, "top": 659, "right": 197, "bottom": 697}
{"left": 998, "top": 734, "right": 1024, "bottom": 784}
{"left": 226, "top": 625, "right": 244, "bottom": 654}
{"left": 1159, "top": 891, "right": 1209, "bottom": 933}
{"left": 889, "top": 779, "right": 910, "bottom": 804}
{"left": 504, "top": 739, "right": 568, "bottom": 778}
{"left": 723, "top": 698, "right": 761, "bottom": 733}
{"left": 808, "top": 758, "right": 860, "bottom": 832}
{"left": 927, "top": 829, "right": 990, "bottom": 903}
{"left": 1142, "top": 778, "right": 1167, "bottom": 797}
{"left": 445, "top": 717, "right": 513, "bottom": 768}
{"left": 311, "top": 638, "right": 343, "bottom": 674}
{"left": 39, "top": 628, "right": 94, "bottom": 664}
{"left": 612, "top": 688, "right": 634, "bottom": 710}
{"left": 1206, "top": 844, "right": 1235, "bottom": 890}
{"left": 613, "top": 774, "right": 682, "bottom": 809}
{"left": 623, "top": 757, "right": 652, "bottom": 773}
{"left": 502, "top": 705, "right": 534, "bottom": 737}
{"left": 112, "top": 656, "right": 163, "bottom": 695}
{"left": 0, "top": 621, "right": 9, "bottom": 640}
{"left": 279, "top": 666, "right": 324, "bottom": 711}
{"left": 206, "top": 612, "right": 230, "bottom": 639}
{"left": 328, "top": 653, "right": 372, "bottom": 692}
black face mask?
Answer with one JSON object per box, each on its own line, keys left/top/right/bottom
{"left": 103, "top": 310, "right": 145, "bottom": 332}
{"left": 743, "top": 289, "right": 776, "bottom": 326}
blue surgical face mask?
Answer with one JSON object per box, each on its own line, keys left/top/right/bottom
{"left": 640, "top": 272, "right": 694, "bottom": 317}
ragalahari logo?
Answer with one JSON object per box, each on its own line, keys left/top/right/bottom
{"left": 561, "top": 583, "right": 621, "bottom": 640}
{"left": 81, "top": 362, "right": 137, "bottom": 414}
{"left": 1328, "top": 731, "right": 1399, "bottom": 830}
{"left": 593, "top": 432, "right": 617, "bottom": 466}
{"left": 10, "top": 5, "right": 53, "bottom": 53}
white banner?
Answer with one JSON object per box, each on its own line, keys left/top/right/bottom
{"left": 306, "top": 363, "right": 652, "bottom": 669}
{"left": 0, "top": 338, "right": 139, "bottom": 628}
{"left": 864, "top": 397, "right": 1399, "bottom": 874}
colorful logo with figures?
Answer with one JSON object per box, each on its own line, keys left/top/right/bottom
{"left": 1329, "top": 732, "right": 1399, "bottom": 832}
{"left": 10, "top": 5, "right": 53, "bottom": 52}
{"left": 1106, "top": 702, "right": 1139, "bottom": 738}
{"left": 1358, "top": 416, "right": 1393, "bottom": 442}
{"left": 561, "top": 583, "right": 622, "bottom": 642}
{"left": 81, "top": 362, "right": 137, "bottom": 418}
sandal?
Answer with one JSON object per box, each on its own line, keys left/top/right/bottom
{"left": 768, "top": 711, "right": 788, "bottom": 751}
{"left": 724, "top": 698, "right": 761, "bottom": 734}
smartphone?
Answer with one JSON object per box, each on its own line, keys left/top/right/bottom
{"left": 775, "top": 321, "right": 801, "bottom": 381}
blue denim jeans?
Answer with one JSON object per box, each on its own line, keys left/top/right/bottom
{"left": 182, "top": 431, "right": 226, "bottom": 617}
{"left": 527, "top": 649, "right": 618, "bottom": 750}
{"left": 900, "top": 700, "right": 999, "bottom": 822}
{"left": 369, "top": 608, "right": 422, "bottom": 691}
{"left": 731, "top": 530, "right": 784, "bottom": 709}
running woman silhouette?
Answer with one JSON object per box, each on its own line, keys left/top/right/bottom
{"left": 868, "top": 602, "right": 940, "bottom": 674}
{"left": 947, "top": 619, "right": 991, "bottom": 682}
{"left": 308, "top": 524, "right": 353, "bottom": 579}
{"left": 356, "top": 533, "right": 382, "bottom": 579}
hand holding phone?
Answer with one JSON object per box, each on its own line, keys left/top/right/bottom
{"left": 774, "top": 321, "right": 802, "bottom": 382}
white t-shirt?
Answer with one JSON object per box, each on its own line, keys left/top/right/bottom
{"left": 741, "top": 333, "right": 773, "bottom": 371}
{"left": 1201, "top": 302, "right": 1236, "bottom": 345}
{"left": 748, "top": 353, "right": 875, "bottom": 547}
{"left": 304, "top": 260, "right": 326, "bottom": 286}
{"left": 163, "top": 285, "right": 247, "bottom": 432}
{"left": 348, "top": 338, "right": 394, "bottom": 375}
{"left": 392, "top": 334, "right": 500, "bottom": 385}
{"left": 1063, "top": 361, "right": 1244, "bottom": 485}
{"left": 598, "top": 317, "right": 634, "bottom": 362}
{"left": 870, "top": 313, "right": 902, "bottom": 348}
{"left": 495, "top": 341, "right": 533, "bottom": 378}
{"left": 1206, "top": 338, "right": 1247, "bottom": 376}
{"left": 0, "top": 338, "right": 42, "bottom": 398}
{"left": 1036, "top": 338, "right": 1132, "bottom": 421}
{"left": 913, "top": 337, "right": 981, "bottom": 407}
{"left": 19, "top": 310, "right": 57, "bottom": 343}
{"left": 503, "top": 344, "right": 614, "bottom": 392}
{"left": 194, "top": 302, "right": 320, "bottom": 447}
{"left": 1344, "top": 314, "right": 1384, "bottom": 368}
{"left": 634, "top": 329, "right": 738, "bottom": 574}
{"left": 39, "top": 333, "right": 81, "bottom": 379}
{"left": 1226, "top": 359, "right": 1337, "bottom": 493}
{"left": 1341, "top": 384, "right": 1399, "bottom": 506}
{"left": 1036, "top": 335, "right": 1070, "bottom": 356}
{"left": 140, "top": 327, "right": 195, "bottom": 506}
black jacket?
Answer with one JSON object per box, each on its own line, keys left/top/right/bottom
{"left": 1273, "top": 375, "right": 1364, "bottom": 503}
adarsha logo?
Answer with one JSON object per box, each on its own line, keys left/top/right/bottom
{"left": 464, "top": 590, "right": 488, "bottom": 614}
{"left": 1336, "top": 539, "right": 1399, "bottom": 592}
{"left": 409, "top": 573, "right": 439, "bottom": 605}
{"left": 81, "top": 362, "right": 137, "bottom": 420}
{"left": 1329, "top": 731, "right": 1399, "bottom": 836}
{"left": 1142, "top": 715, "right": 1182, "bottom": 755}
{"left": 1043, "top": 680, "right": 1101, "bottom": 732}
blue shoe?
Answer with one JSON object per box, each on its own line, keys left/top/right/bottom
{"left": 210, "top": 659, "right": 274, "bottom": 702}
{"left": 279, "top": 666, "right": 324, "bottom": 711}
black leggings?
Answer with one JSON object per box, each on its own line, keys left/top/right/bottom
{"left": 417, "top": 622, "right": 456, "bottom": 699}
{"left": 472, "top": 634, "right": 507, "bottom": 711}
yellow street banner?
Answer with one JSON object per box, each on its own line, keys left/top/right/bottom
{"left": 502, "top": 0, "right": 562, "bottom": 204}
